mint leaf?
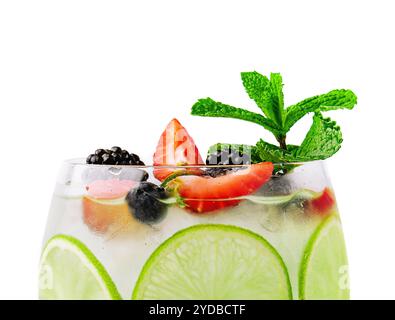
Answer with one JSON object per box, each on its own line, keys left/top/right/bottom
{"left": 241, "top": 71, "right": 270, "bottom": 114}
{"left": 284, "top": 89, "right": 357, "bottom": 132}
{"left": 254, "top": 114, "right": 343, "bottom": 162}
{"left": 253, "top": 140, "right": 299, "bottom": 175}
{"left": 192, "top": 98, "right": 280, "bottom": 135}
{"left": 241, "top": 72, "right": 285, "bottom": 129}
{"left": 294, "top": 113, "right": 343, "bottom": 160}
{"left": 266, "top": 73, "right": 285, "bottom": 127}
{"left": 254, "top": 139, "right": 298, "bottom": 163}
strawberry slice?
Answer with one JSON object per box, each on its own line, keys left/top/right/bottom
{"left": 153, "top": 118, "right": 204, "bottom": 181}
{"left": 167, "top": 162, "right": 273, "bottom": 213}
{"left": 309, "top": 187, "right": 336, "bottom": 215}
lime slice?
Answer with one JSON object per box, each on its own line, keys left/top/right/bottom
{"left": 132, "top": 224, "right": 292, "bottom": 300}
{"left": 299, "top": 215, "right": 350, "bottom": 300}
{"left": 39, "top": 235, "right": 121, "bottom": 300}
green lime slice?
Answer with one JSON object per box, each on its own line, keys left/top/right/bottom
{"left": 299, "top": 215, "right": 350, "bottom": 300}
{"left": 132, "top": 224, "right": 292, "bottom": 300}
{"left": 39, "top": 235, "right": 121, "bottom": 300}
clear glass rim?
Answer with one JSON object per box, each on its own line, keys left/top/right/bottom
{"left": 65, "top": 157, "right": 323, "bottom": 168}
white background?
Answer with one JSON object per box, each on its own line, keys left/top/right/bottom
{"left": 0, "top": 0, "right": 394, "bottom": 300}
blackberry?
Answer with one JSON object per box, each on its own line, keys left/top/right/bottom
{"left": 110, "top": 146, "right": 122, "bottom": 154}
{"left": 95, "top": 149, "right": 107, "bottom": 157}
{"left": 86, "top": 146, "right": 146, "bottom": 166}
{"left": 86, "top": 154, "right": 101, "bottom": 165}
{"left": 126, "top": 182, "right": 168, "bottom": 224}
{"left": 204, "top": 167, "right": 232, "bottom": 178}
{"left": 206, "top": 150, "right": 229, "bottom": 165}
{"left": 129, "top": 153, "right": 144, "bottom": 165}
{"left": 121, "top": 150, "right": 130, "bottom": 162}
{"left": 206, "top": 148, "right": 251, "bottom": 166}
{"left": 204, "top": 147, "right": 251, "bottom": 177}
{"left": 101, "top": 153, "right": 114, "bottom": 165}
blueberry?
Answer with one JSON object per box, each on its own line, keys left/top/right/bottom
{"left": 140, "top": 170, "right": 149, "bottom": 181}
{"left": 126, "top": 182, "right": 168, "bottom": 224}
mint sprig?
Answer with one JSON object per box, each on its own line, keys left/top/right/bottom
{"left": 191, "top": 71, "right": 357, "bottom": 164}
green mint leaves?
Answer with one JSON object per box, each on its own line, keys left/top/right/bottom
{"left": 191, "top": 70, "right": 357, "bottom": 164}
{"left": 295, "top": 113, "right": 343, "bottom": 161}
{"left": 255, "top": 140, "right": 297, "bottom": 163}
{"left": 241, "top": 72, "right": 285, "bottom": 129}
{"left": 284, "top": 89, "right": 357, "bottom": 132}
{"left": 192, "top": 98, "right": 280, "bottom": 135}
{"left": 255, "top": 113, "right": 342, "bottom": 162}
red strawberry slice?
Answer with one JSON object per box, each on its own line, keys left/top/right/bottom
{"left": 153, "top": 118, "right": 204, "bottom": 181}
{"left": 168, "top": 162, "right": 273, "bottom": 213}
{"left": 309, "top": 187, "right": 336, "bottom": 215}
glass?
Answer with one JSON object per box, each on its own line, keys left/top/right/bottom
{"left": 39, "top": 159, "right": 349, "bottom": 300}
